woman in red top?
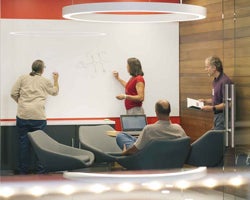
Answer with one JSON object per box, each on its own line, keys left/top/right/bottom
{"left": 113, "top": 57, "right": 145, "bottom": 114}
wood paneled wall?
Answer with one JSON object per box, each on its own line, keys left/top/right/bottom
{"left": 179, "top": 0, "right": 250, "bottom": 142}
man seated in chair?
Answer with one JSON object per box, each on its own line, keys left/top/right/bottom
{"left": 116, "top": 99, "right": 187, "bottom": 155}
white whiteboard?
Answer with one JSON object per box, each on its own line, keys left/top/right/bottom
{"left": 0, "top": 19, "right": 179, "bottom": 119}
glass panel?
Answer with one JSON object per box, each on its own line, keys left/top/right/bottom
{"left": 234, "top": 0, "right": 250, "bottom": 168}
{"left": 223, "top": 0, "right": 250, "bottom": 198}
{"left": 222, "top": 0, "right": 236, "bottom": 167}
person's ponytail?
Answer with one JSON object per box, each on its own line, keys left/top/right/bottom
{"left": 30, "top": 70, "right": 36, "bottom": 76}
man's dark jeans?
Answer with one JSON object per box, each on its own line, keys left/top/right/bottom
{"left": 16, "top": 116, "right": 47, "bottom": 174}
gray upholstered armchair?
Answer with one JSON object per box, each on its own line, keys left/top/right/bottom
{"left": 186, "top": 130, "right": 225, "bottom": 167}
{"left": 79, "top": 125, "right": 122, "bottom": 163}
{"left": 28, "top": 130, "right": 95, "bottom": 172}
{"left": 115, "top": 136, "right": 191, "bottom": 170}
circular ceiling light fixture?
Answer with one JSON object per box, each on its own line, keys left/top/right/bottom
{"left": 62, "top": 1, "right": 206, "bottom": 23}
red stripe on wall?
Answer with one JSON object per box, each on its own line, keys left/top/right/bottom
{"left": 1, "top": 0, "right": 70, "bottom": 19}
{"left": 0, "top": 116, "right": 180, "bottom": 130}
{"left": 1, "top": 0, "right": 180, "bottom": 19}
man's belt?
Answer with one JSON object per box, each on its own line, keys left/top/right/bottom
{"left": 214, "top": 110, "right": 223, "bottom": 114}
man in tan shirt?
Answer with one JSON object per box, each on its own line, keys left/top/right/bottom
{"left": 116, "top": 99, "right": 187, "bottom": 155}
{"left": 11, "top": 59, "right": 59, "bottom": 174}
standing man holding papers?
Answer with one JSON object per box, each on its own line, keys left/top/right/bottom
{"left": 199, "top": 56, "right": 233, "bottom": 130}
{"left": 11, "top": 59, "right": 59, "bottom": 174}
{"left": 113, "top": 57, "right": 145, "bottom": 115}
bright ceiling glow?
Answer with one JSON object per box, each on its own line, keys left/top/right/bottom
{"left": 142, "top": 181, "right": 164, "bottom": 190}
{"left": 229, "top": 176, "right": 245, "bottom": 187}
{"left": 29, "top": 186, "right": 46, "bottom": 197}
{"left": 117, "top": 182, "right": 135, "bottom": 192}
{"left": 62, "top": 2, "right": 206, "bottom": 23}
{"left": 59, "top": 184, "right": 76, "bottom": 195}
{"left": 0, "top": 187, "right": 15, "bottom": 198}
{"left": 88, "top": 184, "right": 110, "bottom": 193}
{"left": 202, "top": 178, "right": 218, "bottom": 188}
